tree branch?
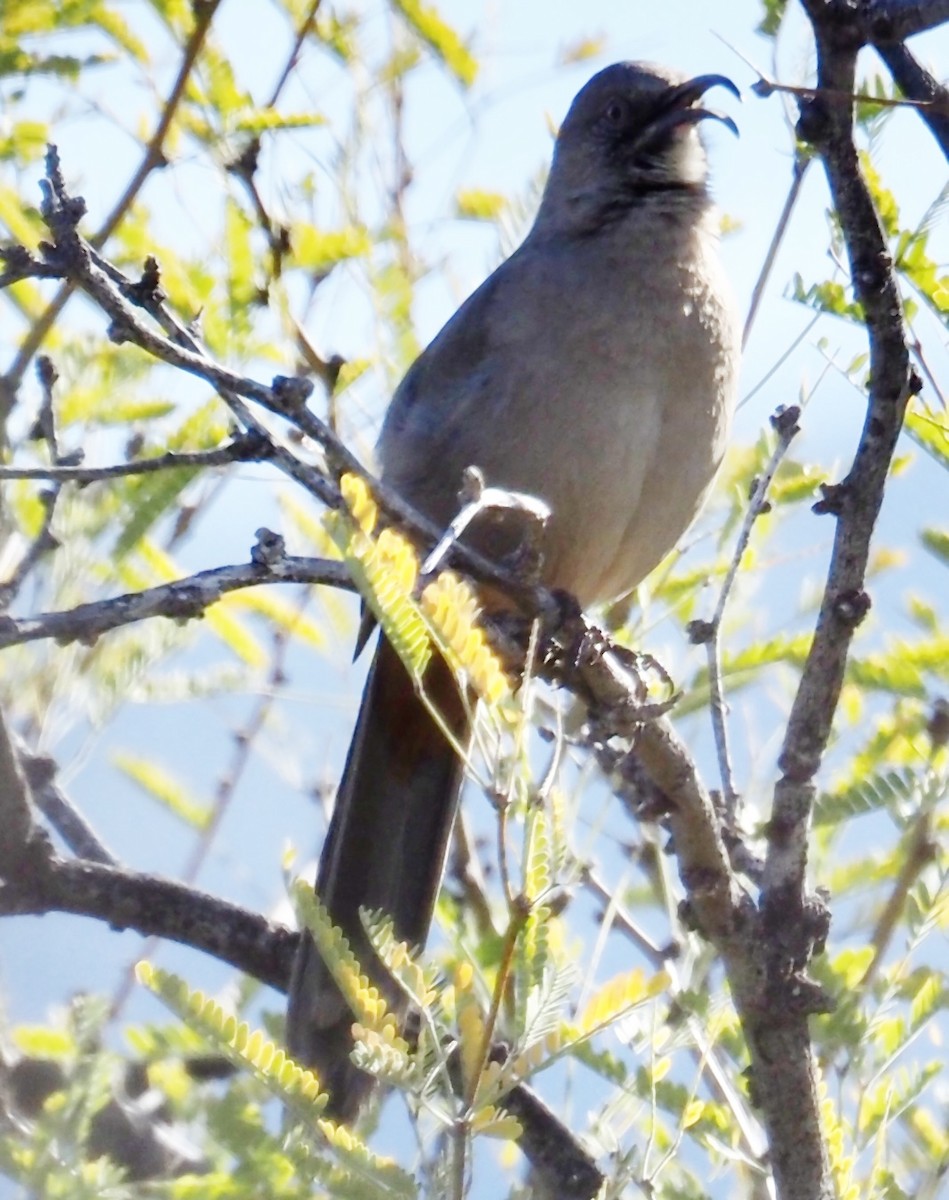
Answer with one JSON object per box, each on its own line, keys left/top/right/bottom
{"left": 0, "top": 0, "right": 223, "bottom": 408}
{"left": 20, "top": 747, "right": 117, "bottom": 865}
{"left": 0, "top": 707, "right": 40, "bottom": 880}
{"left": 0, "top": 851, "right": 296, "bottom": 992}
{"left": 0, "top": 545, "right": 353, "bottom": 650}
{"left": 689, "top": 405, "right": 801, "bottom": 823}
{"left": 740, "top": 2, "right": 922, "bottom": 1194}
{"left": 0, "top": 432, "right": 270, "bottom": 484}
{"left": 774, "top": 0, "right": 914, "bottom": 877}
{"left": 864, "top": 0, "right": 949, "bottom": 41}
{"left": 876, "top": 40, "right": 949, "bottom": 156}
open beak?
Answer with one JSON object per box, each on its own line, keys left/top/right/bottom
{"left": 648, "top": 73, "right": 741, "bottom": 144}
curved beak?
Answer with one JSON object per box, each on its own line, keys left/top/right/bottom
{"left": 650, "top": 73, "right": 741, "bottom": 142}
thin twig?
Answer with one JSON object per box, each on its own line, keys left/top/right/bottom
{"left": 909, "top": 336, "right": 946, "bottom": 409}
{"left": 0, "top": 549, "right": 352, "bottom": 651}
{"left": 0, "top": 435, "right": 267, "bottom": 483}
{"left": 581, "top": 865, "right": 666, "bottom": 965}
{"left": 267, "top": 0, "right": 323, "bottom": 109}
{"left": 858, "top": 783, "right": 939, "bottom": 989}
{"left": 751, "top": 76, "right": 947, "bottom": 115}
{"left": 690, "top": 406, "right": 801, "bottom": 818}
{"left": 876, "top": 40, "right": 949, "bottom": 157}
{"left": 739, "top": 312, "right": 821, "bottom": 410}
{"left": 743, "top": 154, "right": 810, "bottom": 350}
{"left": 0, "top": 358, "right": 64, "bottom": 610}
{"left": 0, "top": 0, "right": 222, "bottom": 404}
{"left": 19, "top": 748, "right": 117, "bottom": 866}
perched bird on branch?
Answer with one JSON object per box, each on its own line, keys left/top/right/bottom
{"left": 287, "top": 60, "right": 740, "bottom": 1121}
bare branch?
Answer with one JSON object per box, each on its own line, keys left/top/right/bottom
{"left": 0, "top": 853, "right": 296, "bottom": 992}
{"left": 0, "top": 0, "right": 223, "bottom": 405}
{"left": 5, "top": 166, "right": 572, "bottom": 635}
{"left": 0, "top": 549, "right": 353, "bottom": 651}
{"left": 864, "top": 0, "right": 949, "bottom": 41}
{"left": 0, "top": 357, "right": 64, "bottom": 610}
{"left": 499, "top": 1083, "right": 604, "bottom": 1200}
{"left": 751, "top": 76, "right": 947, "bottom": 114}
{"left": 0, "top": 245, "right": 64, "bottom": 289}
{"left": 19, "top": 747, "right": 117, "bottom": 866}
{"left": 688, "top": 405, "right": 801, "bottom": 820}
{"left": 0, "top": 432, "right": 271, "bottom": 484}
{"left": 538, "top": 613, "right": 744, "bottom": 941}
{"left": 0, "top": 707, "right": 39, "bottom": 879}
{"left": 743, "top": 156, "right": 810, "bottom": 350}
{"left": 735, "top": 1, "right": 925, "bottom": 1192}
{"left": 774, "top": 1, "right": 914, "bottom": 857}
{"left": 0, "top": 485, "right": 59, "bottom": 611}
{"left": 876, "top": 40, "right": 949, "bottom": 156}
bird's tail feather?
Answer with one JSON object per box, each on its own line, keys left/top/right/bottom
{"left": 286, "top": 634, "right": 468, "bottom": 1121}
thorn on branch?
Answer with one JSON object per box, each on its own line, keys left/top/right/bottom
{"left": 226, "top": 137, "right": 261, "bottom": 183}
{"left": 770, "top": 403, "right": 801, "bottom": 439}
{"left": 251, "top": 527, "right": 286, "bottom": 566}
{"left": 106, "top": 313, "right": 136, "bottom": 345}
{"left": 123, "top": 256, "right": 167, "bottom": 311}
{"left": 908, "top": 365, "right": 924, "bottom": 397}
{"left": 812, "top": 480, "right": 848, "bottom": 516}
{"left": 232, "top": 428, "right": 273, "bottom": 462}
{"left": 686, "top": 619, "right": 714, "bottom": 646}
{"left": 39, "top": 144, "right": 87, "bottom": 233}
{"left": 0, "top": 244, "right": 66, "bottom": 289}
{"left": 761, "top": 880, "right": 833, "bottom": 995}
{"left": 33, "top": 355, "right": 63, "bottom": 461}
{"left": 831, "top": 588, "right": 871, "bottom": 627}
{"left": 271, "top": 373, "right": 314, "bottom": 412}
{"left": 746, "top": 474, "right": 772, "bottom": 513}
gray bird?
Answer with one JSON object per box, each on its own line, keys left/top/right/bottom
{"left": 286, "top": 60, "right": 741, "bottom": 1122}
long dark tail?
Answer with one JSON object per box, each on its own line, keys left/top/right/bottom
{"left": 286, "top": 635, "right": 468, "bottom": 1121}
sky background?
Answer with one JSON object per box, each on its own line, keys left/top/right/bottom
{"left": 1, "top": 1, "right": 947, "bottom": 1194}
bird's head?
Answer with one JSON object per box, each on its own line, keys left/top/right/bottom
{"left": 536, "top": 62, "right": 739, "bottom": 234}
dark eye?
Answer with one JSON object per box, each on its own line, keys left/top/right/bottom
{"left": 603, "top": 97, "right": 629, "bottom": 125}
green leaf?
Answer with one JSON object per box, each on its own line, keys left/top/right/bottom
{"left": 57, "top": 392, "right": 176, "bottom": 427}
{"left": 12, "top": 1026, "right": 74, "bottom": 1058}
{"left": 231, "top": 108, "right": 326, "bottom": 134}
{"left": 455, "top": 188, "right": 507, "bottom": 221}
{"left": 846, "top": 650, "right": 926, "bottom": 698}
{"left": 113, "top": 467, "right": 200, "bottom": 558}
{"left": 225, "top": 589, "right": 326, "bottom": 650}
{"left": 905, "top": 401, "right": 949, "bottom": 472}
{"left": 225, "top": 198, "right": 257, "bottom": 329}
{"left": 814, "top": 767, "right": 919, "bottom": 826}
{"left": 757, "top": 0, "right": 789, "bottom": 36}
{"left": 860, "top": 151, "right": 901, "bottom": 238}
{"left": 791, "top": 273, "right": 863, "bottom": 322}
{"left": 112, "top": 751, "right": 212, "bottom": 828}
{"left": 390, "top": 0, "right": 477, "bottom": 87}
{"left": 0, "top": 119, "right": 47, "bottom": 163}
{"left": 558, "top": 35, "right": 608, "bottom": 65}
{"left": 292, "top": 223, "right": 372, "bottom": 272}
{"left": 921, "top": 527, "right": 949, "bottom": 567}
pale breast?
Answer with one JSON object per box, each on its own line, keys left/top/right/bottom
{"left": 380, "top": 209, "right": 739, "bottom": 609}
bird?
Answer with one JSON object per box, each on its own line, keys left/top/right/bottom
{"left": 286, "top": 60, "right": 741, "bottom": 1122}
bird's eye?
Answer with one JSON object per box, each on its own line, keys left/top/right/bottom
{"left": 603, "top": 97, "right": 628, "bottom": 125}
